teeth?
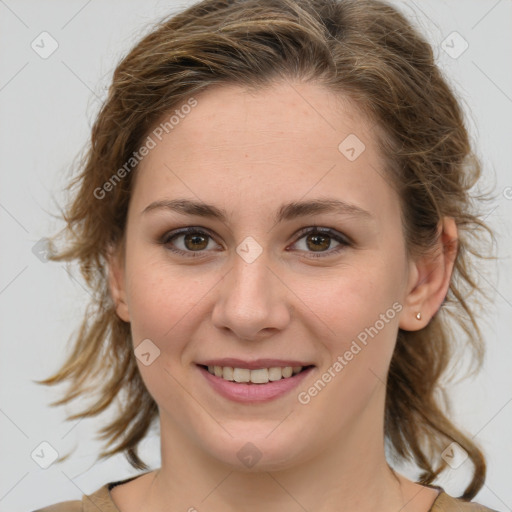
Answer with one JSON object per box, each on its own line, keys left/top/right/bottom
{"left": 268, "top": 367, "right": 282, "bottom": 381}
{"left": 222, "top": 366, "right": 234, "bottom": 381}
{"left": 250, "top": 368, "right": 269, "bottom": 384}
{"left": 206, "top": 365, "right": 304, "bottom": 384}
{"left": 233, "top": 368, "right": 250, "bottom": 383}
{"left": 282, "top": 366, "right": 293, "bottom": 378}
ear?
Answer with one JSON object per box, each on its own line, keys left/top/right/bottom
{"left": 399, "top": 217, "right": 458, "bottom": 331}
{"left": 106, "top": 241, "right": 130, "bottom": 323}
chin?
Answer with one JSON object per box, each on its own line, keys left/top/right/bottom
{"left": 199, "top": 423, "right": 318, "bottom": 472}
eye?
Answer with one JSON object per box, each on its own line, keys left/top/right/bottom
{"left": 289, "top": 226, "right": 351, "bottom": 258}
{"left": 160, "top": 227, "right": 221, "bottom": 258}
{"left": 159, "top": 225, "right": 351, "bottom": 259}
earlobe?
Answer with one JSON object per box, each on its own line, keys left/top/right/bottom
{"left": 106, "top": 242, "right": 130, "bottom": 323}
{"left": 399, "top": 217, "right": 458, "bottom": 331}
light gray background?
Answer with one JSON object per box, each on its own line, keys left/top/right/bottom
{"left": 1, "top": 1, "right": 511, "bottom": 511}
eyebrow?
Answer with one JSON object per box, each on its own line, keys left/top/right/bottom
{"left": 141, "top": 198, "right": 374, "bottom": 224}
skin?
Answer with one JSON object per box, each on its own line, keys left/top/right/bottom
{"left": 108, "top": 80, "right": 457, "bottom": 512}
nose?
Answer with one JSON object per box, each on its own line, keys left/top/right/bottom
{"left": 211, "top": 249, "right": 291, "bottom": 341}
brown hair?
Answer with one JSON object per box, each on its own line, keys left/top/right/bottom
{"left": 38, "top": 0, "right": 496, "bottom": 500}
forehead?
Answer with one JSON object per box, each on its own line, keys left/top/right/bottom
{"left": 131, "top": 81, "right": 398, "bottom": 223}
{"left": 144, "top": 81, "right": 374, "bottom": 156}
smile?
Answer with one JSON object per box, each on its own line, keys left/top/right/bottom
{"left": 196, "top": 363, "right": 315, "bottom": 403}
{"left": 205, "top": 365, "right": 308, "bottom": 384}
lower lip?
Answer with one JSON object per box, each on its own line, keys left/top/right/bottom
{"left": 197, "top": 365, "right": 314, "bottom": 403}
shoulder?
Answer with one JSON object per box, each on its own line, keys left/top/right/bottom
{"left": 32, "top": 500, "right": 82, "bottom": 512}
{"left": 432, "top": 491, "right": 500, "bottom": 512}
{"left": 31, "top": 480, "right": 119, "bottom": 512}
{"left": 31, "top": 472, "right": 151, "bottom": 512}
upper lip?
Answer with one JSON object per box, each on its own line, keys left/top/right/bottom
{"left": 197, "top": 358, "right": 314, "bottom": 369}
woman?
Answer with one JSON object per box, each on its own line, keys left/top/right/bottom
{"left": 33, "top": 0, "right": 498, "bottom": 511}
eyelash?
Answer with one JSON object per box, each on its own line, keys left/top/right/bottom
{"left": 159, "top": 226, "right": 351, "bottom": 259}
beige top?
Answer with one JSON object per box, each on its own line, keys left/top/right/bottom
{"left": 32, "top": 474, "right": 499, "bottom": 512}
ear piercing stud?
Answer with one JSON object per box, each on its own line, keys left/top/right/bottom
{"left": 416, "top": 312, "right": 422, "bottom": 320}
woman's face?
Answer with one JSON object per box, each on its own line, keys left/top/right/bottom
{"left": 110, "top": 81, "right": 419, "bottom": 470}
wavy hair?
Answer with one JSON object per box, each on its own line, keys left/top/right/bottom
{"left": 38, "top": 0, "right": 496, "bottom": 500}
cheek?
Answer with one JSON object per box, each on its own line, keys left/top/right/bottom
{"left": 300, "top": 258, "right": 404, "bottom": 414}
{"left": 296, "top": 267, "right": 401, "bottom": 431}
{"left": 125, "top": 253, "right": 209, "bottom": 341}
{"left": 124, "top": 259, "right": 200, "bottom": 412}
{"left": 303, "top": 259, "right": 402, "bottom": 347}
{"left": 127, "top": 271, "right": 176, "bottom": 342}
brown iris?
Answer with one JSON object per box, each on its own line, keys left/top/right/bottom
{"left": 184, "top": 232, "right": 209, "bottom": 251}
{"left": 306, "top": 233, "right": 331, "bottom": 251}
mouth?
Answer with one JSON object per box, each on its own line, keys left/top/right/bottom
{"left": 198, "top": 364, "right": 314, "bottom": 384}
{"left": 195, "top": 361, "right": 315, "bottom": 403}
